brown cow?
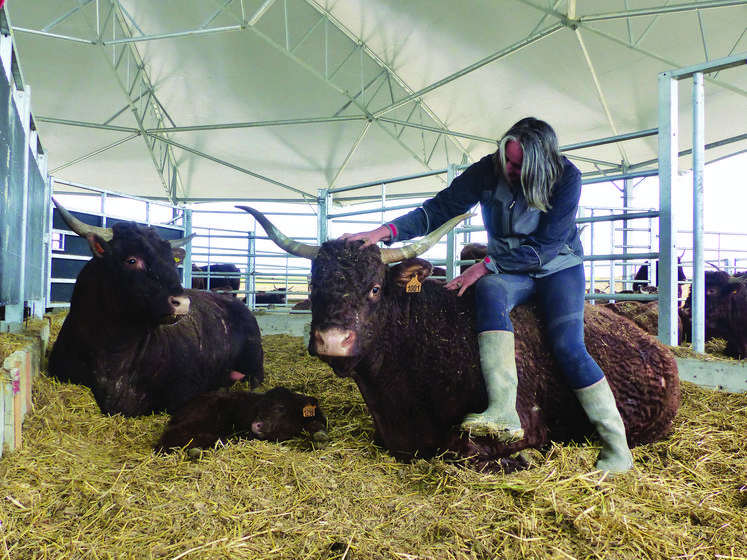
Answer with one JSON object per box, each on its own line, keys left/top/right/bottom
{"left": 238, "top": 206, "right": 680, "bottom": 473}
{"left": 49, "top": 199, "right": 264, "bottom": 417}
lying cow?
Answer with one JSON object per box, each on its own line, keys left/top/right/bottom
{"left": 604, "top": 301, "right": 686, "bottom": 345}
{"left": 155, "top": 386, "right": 328, "bottom": 453}
{"left": 632, "top": 259, "right": 687, "bottom": 299}
{"left": 238, "top": 206, "right": 680, "bottom": 473}
{"left": 191, "top": 263, "right": 242, "bottom": 294}
{"left": 255, "top": 287, "right": 289, "bottom": 305}
{"left": 49, "top": 199, "right": 264, "bottom": 417}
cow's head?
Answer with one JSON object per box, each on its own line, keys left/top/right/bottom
{"left": 703, "top": 270, "right": 746, "bottom": 326}
{"left": 238, "top": 206, "right": 470, "bottom": 372}
{"left": 54, "top": 198, "right": 192, "bottom": 324}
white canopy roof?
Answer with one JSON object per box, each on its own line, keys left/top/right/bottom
{"left": 6, "top": 0, "right": 747, "bottom": 205}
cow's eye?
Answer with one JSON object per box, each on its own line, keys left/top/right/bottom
{"left": 124, "top": 256, "right": 142, "bottom": 269}
{"left": 370, "top": 284, "right": 381, "bottom": 296}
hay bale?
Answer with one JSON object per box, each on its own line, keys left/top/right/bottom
{"left": 1, "top": 329, "right": 746, "bottom": 559}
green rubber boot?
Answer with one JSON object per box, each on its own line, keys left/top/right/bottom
{"left": 461, "top": 330, "right": 524, "bottom": 441}
{"left": 574, "top": 377, "right": 634, "bottom": 476}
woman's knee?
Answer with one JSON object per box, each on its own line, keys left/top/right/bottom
{"left": 474, "top": 277, "right": 513, "bottom": 332}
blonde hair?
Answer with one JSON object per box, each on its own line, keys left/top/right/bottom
{"left": 495, "top": 117, "right": 564, "bottom": 212}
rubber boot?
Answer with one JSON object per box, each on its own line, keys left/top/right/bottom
{"left": 461, "top": 330, "right": 524, "bottom": 441}
{"left": 574, "top": 377, "right": 634, "bottom": 475}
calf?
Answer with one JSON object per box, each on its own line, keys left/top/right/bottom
{"left": 155, "top": 386, "right": 328, "bottom": 452}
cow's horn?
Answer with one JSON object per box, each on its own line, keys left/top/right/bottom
{"left": 169, "top": 233, "right": 197, "bottom": 248}
{"left": 380, "top": 213, "right": 475, "bottom": 264}
{"left": 237, "top": 206, "right": 320, "bottom": 259}
{"left": 52, "top": 197, "right": 114, "bottom": 242}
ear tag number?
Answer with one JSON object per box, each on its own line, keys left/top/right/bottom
{"left": 406, "top": 275, "right": 421, "bottom": 293}
{"left": 303, "top": 404, "right": 316, "bottom": 417}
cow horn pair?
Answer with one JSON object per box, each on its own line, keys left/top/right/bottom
{"left": 237, "top": 206, "right": 473, "bottom": 264}
{"left": 52, "top": 197, "right": 194, "bottom": 248}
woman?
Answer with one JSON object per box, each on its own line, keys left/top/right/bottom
{"left": 342, "top": 117, "right": 633, "bottom": 475}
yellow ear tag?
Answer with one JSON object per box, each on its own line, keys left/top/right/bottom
{"left": 174, "top": 256, "right": 181, "bottom": 263}
{"left": 406, "top": 275, "right": 421, "bottom": 293}
{"left": 303, "top": 403, "right": 316, "bottom": 417}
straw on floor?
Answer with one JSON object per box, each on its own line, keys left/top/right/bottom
{"left": 0, "top": 316, "right": 746, "bottom": 559}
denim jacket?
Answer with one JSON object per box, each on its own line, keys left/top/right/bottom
{"left": 386, "top": 153, "right": 584, "bottom": 278}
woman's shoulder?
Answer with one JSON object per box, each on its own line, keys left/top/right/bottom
{"left": 556, "top": 156, "right": 581, "bottom": 191}
{"left": 561, "top": 155, "right": 580, "bottom": 175}
{"left": 459, "top": 153, "right": 498, "bottom": 185}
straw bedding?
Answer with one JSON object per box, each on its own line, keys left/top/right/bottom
{"left": 1, "top": 315, "right": 746, "bottom": 559}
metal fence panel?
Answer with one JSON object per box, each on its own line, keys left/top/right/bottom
{"left": 24, "top": 145, "right": 48, "bottom": 301}
{"left": 0, "top": 70, "right": 27, "bottom": 307}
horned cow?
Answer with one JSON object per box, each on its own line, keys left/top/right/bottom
{"left": 238, "top": 206, "right": 680, "bottom": 473}
{"left": 632, "top": 259, "right": 687, "bottom": 299}
{"left": 191, "top": 263, "right": 242, "bottom": 295}
{"left": 682, "top": 270, "right": 747, "bottom": 359}
{"left": 49, "top": 199, "right": 264, "bottom": 417}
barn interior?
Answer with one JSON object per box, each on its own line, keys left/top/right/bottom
{"left": 1, "top": 2, "right": 747, "bottom": 558}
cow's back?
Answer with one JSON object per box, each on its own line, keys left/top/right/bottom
{"left": 512, "top": 303, "right": 680, "bottom": 447}
{"left": 140, "top": 290, "right": 265, "bottom": 411}
{"left": 353, "top": 285, "right": 679, "bottom": 460}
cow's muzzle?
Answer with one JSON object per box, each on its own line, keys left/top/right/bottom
{"left": 169, "top": 295, "right": 190, "bottom": 316}
{"left": 311, "top": 326, "right": 357, "bottom": 357}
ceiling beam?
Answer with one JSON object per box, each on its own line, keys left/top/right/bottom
{"left": 94, "top": 1, "right": 184, "bottom": 202}
{"left": 372, "top": 22, "right": 565, "bottom": 118}
{"left": 579, "top": 0, "right": 747, "bottom": 22}
{"left": 248, "top": 0, "right": 475, "bottom": 187}
{"left": 14, "top": 0, "right": 186, "bottom": 202}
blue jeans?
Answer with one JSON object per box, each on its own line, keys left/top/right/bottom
{"left": 474, "top": 264, "right": 603, "bottom": 390}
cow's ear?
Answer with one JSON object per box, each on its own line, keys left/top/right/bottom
{"left": 296, "top": 396, "right": 319, "bottom": 418}
{"left": 389, "top": 258, "right": 434, "bottom": 289}
{"left": 730, "top": 283, "right": 744, "bottom": 295}
{"left": 172, "top": 247, "right": 186, "bottom": 266}
{"left": 85, "top": 233, "right": 110, "bottom": 259}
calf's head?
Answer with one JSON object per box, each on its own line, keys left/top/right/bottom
{"left": 243, "top": 387, "right": 327, "bottom": 441}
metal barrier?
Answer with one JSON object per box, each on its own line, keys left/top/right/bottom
{"left": 0, "top": 12, "right": 51, "bottom": 332}
{"left": 43, "top": 181, "right": 747, "bottom": 323}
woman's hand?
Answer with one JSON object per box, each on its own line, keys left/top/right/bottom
{"left": 339, "top": 225, "right": 392, "bottom": 248}
{"left": 445, "top": 260, "right": 491, "bottom": 297}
